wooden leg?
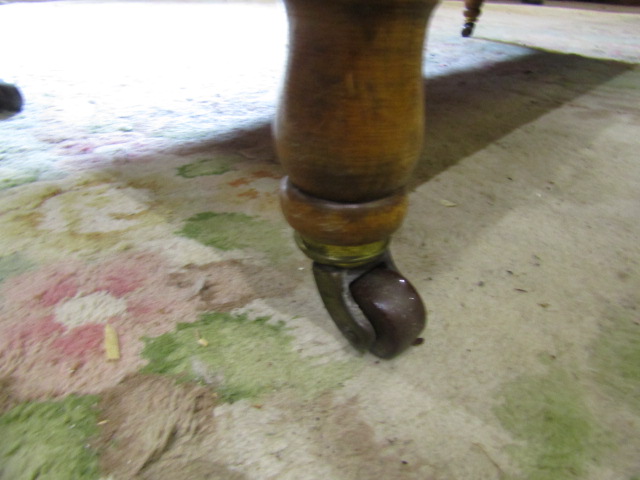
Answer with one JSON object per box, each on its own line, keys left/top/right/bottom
{"left": 462, "top": 0, "right": 485, "bottom": 37}
{"left": 274, "top": 0, "right": 437, "bottom": 358}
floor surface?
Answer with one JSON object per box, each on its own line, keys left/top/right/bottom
{"left": 0, "top": 1, "right": 639, "bottom": 479}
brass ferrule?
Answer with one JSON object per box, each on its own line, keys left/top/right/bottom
{"left": 295, "top": 234, "right": 389, "bottom": 268}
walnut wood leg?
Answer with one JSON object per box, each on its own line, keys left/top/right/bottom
{"left": 462, "top": 0, "right": 485, "bottom": 37}
{"left": 274, "top": 0, "right": 437, "bottom": 358}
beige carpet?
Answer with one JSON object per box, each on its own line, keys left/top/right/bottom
{"left": 0, "top": 1, "right": 639, "bottom": 479}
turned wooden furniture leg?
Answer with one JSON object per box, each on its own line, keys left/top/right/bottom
{"left": 274, "top": 0, "right": 438, "bottom": 358}
{"left": 462, "top": 0, "right": 485, "bottom": 37}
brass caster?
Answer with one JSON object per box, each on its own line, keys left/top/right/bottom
{"left": 461, "top": 22, "right": 475, "bottom": 37}
{"left": 313, "top": 251, "right": 426, "bottom": 359}
{"left": 0, "top": 81, "right": 23, "bottom": 113}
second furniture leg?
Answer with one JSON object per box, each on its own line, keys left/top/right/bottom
{"left": 462, "top": 0, "right": 485, "bottom": 37}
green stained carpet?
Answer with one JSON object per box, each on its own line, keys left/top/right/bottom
{"left": 0, "top": 253, "right": 34, "bottom": 284}
{"left": 141, "top": 312, "right": 357, "bottom": 403}
{"left": 179, "top": 211, "right": 292, "bottom": 261}
{"left": 591, "top": 314, "right": 640, "bottom": 414}
{"left": 177, "top": 156, "right": 237, "bottom": 178}
{"left": 0, "top": 395, "right": 101, "bottom": 480}
{"left": 494, "top": 368, "right": 604, "bottom": 480}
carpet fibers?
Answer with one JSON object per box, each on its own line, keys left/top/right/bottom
{"left": 1, "top": 1, "right": 639, "bottom": 479}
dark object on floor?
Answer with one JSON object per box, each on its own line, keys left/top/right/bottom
{"left": 0, "top": 81, "right": 23, "bottom": 113}
{"left": 462, "top": 21, "right": 475, "bottom": 37}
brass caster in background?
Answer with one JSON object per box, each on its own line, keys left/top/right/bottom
{"left": 313, "top": 251, "right": 426, "bottom": 359}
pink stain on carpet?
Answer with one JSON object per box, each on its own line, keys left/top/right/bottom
{"left": 51, "top": 323, "right": 106, "bottom": 360}
{"left": 0, "top": 251, "right": 203, "bottom": 400}
{"left": 40, "top": 275, "right": 80, "bottom": 307}
{"left": 6, "top": 315, "right": 65, "bottom": 351}
{"left": 93, "top": 259, "right": 147, "bottom": 297}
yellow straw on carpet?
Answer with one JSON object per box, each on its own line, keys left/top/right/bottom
{"left": 104, "top": 324, "right": 120, "bottom": 361}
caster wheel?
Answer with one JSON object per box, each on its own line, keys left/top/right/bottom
{"left": 350, "top": 266, "right": 426, "bottom": 359}
{"left": 461, "top": 22, "right": 475, "bottom": 37}
{"left": 313, "top": 252, "right": 426, "bottom": 359}
{"left": 0, "top": 81, "right": 23, "bottom": 113}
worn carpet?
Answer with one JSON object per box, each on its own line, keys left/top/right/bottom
{"left": 0, "top": 0, "right": 639, "bottom": 479}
